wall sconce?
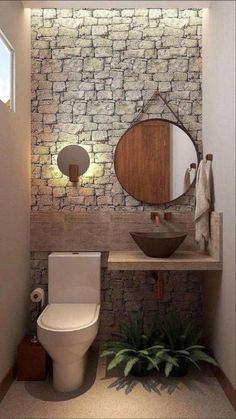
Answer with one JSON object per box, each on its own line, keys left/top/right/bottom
{"left": 57, "top": 145, "right": 90, "bottom": 183}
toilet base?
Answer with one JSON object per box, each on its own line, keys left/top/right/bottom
{"left": 53, "top": 355, "right": 87, "bottom": 392}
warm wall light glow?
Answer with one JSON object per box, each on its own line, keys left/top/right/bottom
{"left": 85, "top": 163, "right": 103, "bottom": 178}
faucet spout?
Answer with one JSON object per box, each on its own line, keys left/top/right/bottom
{"left": 151, "top": 212, "right": 161, "bottom": 226}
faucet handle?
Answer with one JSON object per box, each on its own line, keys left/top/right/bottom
{"left": 164, "top": 212, "right": 172, "bottom": 221}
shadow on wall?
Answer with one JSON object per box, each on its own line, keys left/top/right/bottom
{"left": 202, "top": 271, "right": 222, "bottom": 347}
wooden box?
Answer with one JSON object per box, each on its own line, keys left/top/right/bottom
{"left": 17, "top": 335, "right": 48, "bottom": 381}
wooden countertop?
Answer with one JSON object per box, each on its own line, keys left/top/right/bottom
{"left": 108, "top": 250, "right": 222, "bottom": 271}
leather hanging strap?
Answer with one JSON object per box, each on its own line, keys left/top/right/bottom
{"left": 131, "top": 89, "right": 186, "bottom": 129}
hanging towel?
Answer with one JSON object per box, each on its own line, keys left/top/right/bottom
{"left": 184, "top": 168, "right": 191, "bottom": 192}
{"left": 194, "top": 159, "right": 212, "bottom": 245}
{"left": 205, "top": 159, "right": 214, "bottom": 211}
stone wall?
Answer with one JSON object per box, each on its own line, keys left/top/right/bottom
{"left": 31, "top": 8, "right": 203, "bottom": 342}
{"left": 31, "top": 8, "right": 202, "bottom": 211}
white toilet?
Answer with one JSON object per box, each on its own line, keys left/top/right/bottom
{"left": 37, "top": 252, "right": 101, "bottom": 392}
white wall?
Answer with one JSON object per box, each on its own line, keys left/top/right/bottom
{"left": 202, "top": 1, "right": 236, "bottom": 388}
{"left": 0, "top": 1, "right": 31, "bottom": 381}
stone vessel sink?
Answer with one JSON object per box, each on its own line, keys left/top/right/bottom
{"left": 130, "top": 231, "right": 188, "bottom": 258}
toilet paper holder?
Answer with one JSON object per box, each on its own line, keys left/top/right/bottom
{"left": 30, "top": 287, "right": 45, "bottom": 344}
{"left": 30, "top": 287, "right": 45, "bottom": 307}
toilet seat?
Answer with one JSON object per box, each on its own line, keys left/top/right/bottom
{"left": 38, "top": 303, "right": 100, "bottom": 332}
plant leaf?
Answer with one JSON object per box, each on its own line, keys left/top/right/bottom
{"left": 182, "top": 321, "right": 194, "bottom": 340}
{"left": 107, "top": 354, "right": 127, "bottom": 371}
{"left": 162, "top": 324, "right": 175, "bottom": 349}
{"left": 104, "top": 341, "right": 135, "bottom": 350}
{"left": 165, "top": 362, "right": 174, "bottom": 377}
{"left": 138, "top": 350, "right": 149, "bottom": 355}
{"left": 146, "top": 345, "right": 164, "bottom": 351}
{"left": 163, "top": 355, "right": 179, "bottom": 367}
{"left": 182, "top": 356, "right": 200, "bottom": 370}
{"left": 147, "top": 362, "right": 154, "bottom": 371}
{"left": 100, "top": 350, "right": 116, "bottom": 357}
{"left": 145, "top": 356, "right": 160, "bottom": 371}
{"left": 115, "top": 349, "right": 137, "bottom": 357}
{"left": 185, "top": 345, "right": 205, "bottom": 351}
{"left": 191, "top": 350, "right": 218, "bottom": 366}
{"left": 155, "top": 349, "right": 169, "bottom": 358}
{"left": 124, "top": 357, "right": 139, "bottom": 377}
{"left": 189, "top": 329, "right": 203, "bottom": 346}
{"left": 175, "top": 350, "right": 190, "bottom": 355}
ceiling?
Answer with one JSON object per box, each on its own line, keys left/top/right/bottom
{"left": 22, "top": 1, "right": 211, "bottom": 9}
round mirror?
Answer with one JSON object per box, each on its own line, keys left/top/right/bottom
{"left": 57, "top": 145, "right": 90, "bottom": 179}
{"left": 114, "top": 119, "right": 199, "bottom": 205}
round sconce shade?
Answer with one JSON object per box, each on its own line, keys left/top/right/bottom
{"left": 57, "top": 145, "right": 90, "bottom": 180}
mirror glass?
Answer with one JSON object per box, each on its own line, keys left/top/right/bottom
{"left": 114, "top": 119, "right": 198, "bottom": 205}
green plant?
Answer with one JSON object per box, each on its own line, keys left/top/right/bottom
{"left": 160, "top": 312, "right": 218, "bottom": 377}
{"left": 101, "top": 311, "right": 166, "bottom": 377}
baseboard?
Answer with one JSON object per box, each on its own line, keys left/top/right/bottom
{"left": 212, "top": 365, "right": 236, "bottom": 410}
{"left": 0, "top": 364, "right": 16, "bottom": 402}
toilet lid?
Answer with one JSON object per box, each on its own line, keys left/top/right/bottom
{"left": 40, "top": 303, "right": 99, "bottom": 331}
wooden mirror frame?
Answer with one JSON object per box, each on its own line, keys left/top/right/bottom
{"left": 114, "top": 118, "right": 200, "bottom": 205}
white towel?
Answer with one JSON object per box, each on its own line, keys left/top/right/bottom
{"left": 194, "top": 159, "right": 212, "bottom": 245}
{"left": 184, "top": 168, "right": 191, "bottom": 192}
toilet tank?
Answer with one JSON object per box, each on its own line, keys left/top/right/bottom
{"left": 48, "top": 252, "right": 101, "bottom": 304}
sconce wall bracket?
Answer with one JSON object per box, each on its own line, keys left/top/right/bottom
{"left": 69, "top": 164, "right": 79, "bottom": 183}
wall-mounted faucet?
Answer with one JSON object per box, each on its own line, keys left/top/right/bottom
{"left": 151, "top": 212, "right": 161, "bottom": 226}
{"left": 151, "top": 212, "right": 172, "bottom": 226}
